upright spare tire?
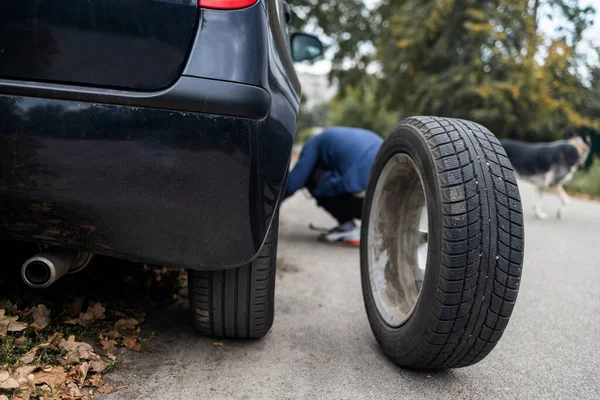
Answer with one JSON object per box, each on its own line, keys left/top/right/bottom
{"left": 361, "top": 117, "right": 524, "bottom": 369}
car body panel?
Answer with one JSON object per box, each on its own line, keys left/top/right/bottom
{"left": 0, "top": 95, "right": 291, "bottom": 269}
{"left": 0, "top": 0, "right": 198, "bottom": 91}
{"left": 0, "top": 1, "right": 300, "bottom": 270}
{"left": 0, "top": 76, "right": 271, "bottom": 119}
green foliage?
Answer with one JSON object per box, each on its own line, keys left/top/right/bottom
{"left": 374, "top": 0, "right": 598, "bottom": 140}
{"left": 565, "top": 157, "right": 600, "bottom": 197}
{"left": 580, "top": 51, "right": 600, "bottom": 121}
{"left": 296, "top": 127, "right": 319, "bottom": 144}
{"left": 291, "top": 0, "right": 600, "bottom": 142}
{"left": 329, "top": 87, "right": 399, "bottom": 137}
{"left": 297, "top": 95, "right": 330, "bottom": 133}
{"left": 288, "top": 0, "right": 376, "bottom": 86}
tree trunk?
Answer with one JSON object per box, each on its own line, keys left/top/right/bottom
{"left": 533, "top": 0, "right": 541, "bottom": 30}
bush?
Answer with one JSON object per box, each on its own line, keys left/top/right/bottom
{"left": 296, "top": 127, "right": 321, "bottom": 144}
{"left": 329, "top": 87, "right": 398, "bottom": 137}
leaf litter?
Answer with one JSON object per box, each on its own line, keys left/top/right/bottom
{"left": 1, "top": 319, "right": 122, "bottom": 398}
{"left": 30, "top": 305, "right": 51, "bottom": 331}
{"left": 0, "top": 309, "right": 28, "bottom": 337}
{"left": 65, "top": 303, "right": 106, "bottom": 327}
{"left": 0, "top": 249, "right": 187, "bottom": 400}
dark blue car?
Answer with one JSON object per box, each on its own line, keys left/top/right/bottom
{"left": 0, "top": 0, "right": 322, "bottom": 339}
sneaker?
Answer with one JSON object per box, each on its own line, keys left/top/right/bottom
{"left": 318, "top": 221, "right": 360, "bottom": 246}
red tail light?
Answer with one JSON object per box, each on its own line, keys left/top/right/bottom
{"left": 199, "top": 0, "right": 258, "bottom": 10}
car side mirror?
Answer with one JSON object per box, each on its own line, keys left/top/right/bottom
{"left": 290, "top": 33, "right": 323, "bottom": 62}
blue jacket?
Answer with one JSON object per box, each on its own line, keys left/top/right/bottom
{"left": 286, "top": 127, "right": 383, "bottom": 198}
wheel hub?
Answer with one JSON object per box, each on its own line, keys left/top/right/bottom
{"left": 367, "top": 153, "right": 428, "bottom": 328}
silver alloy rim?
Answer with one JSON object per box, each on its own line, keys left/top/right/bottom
{"left": 367, "top": 153, "right": 428, "bottom": 328}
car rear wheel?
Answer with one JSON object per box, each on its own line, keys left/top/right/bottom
{"left": 361, "top": 116, "right": 524, "bottom": 369}
{"left": 188, "top": 216, "right": 278, "bottom": 339}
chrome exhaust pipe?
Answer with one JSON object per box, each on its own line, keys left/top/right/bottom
{"left": 21, "top": 249, "right": 94, "bottom": 289}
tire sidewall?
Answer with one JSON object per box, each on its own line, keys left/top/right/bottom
{"left": 360, "top": 122, "right": 444, "bottom": 362}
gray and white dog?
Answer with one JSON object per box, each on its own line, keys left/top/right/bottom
{"left": 500, "top": 136, "right": 590, "bottom": 219}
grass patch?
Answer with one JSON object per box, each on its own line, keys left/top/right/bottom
{"left": 104, "top": 354, "right": 123, "bottom": 374}
{"left": 565, "top": 158, "right": 600, "bottom": 198}
{"left": 1, "top": 330, "right": 64, "bottom": 365}
{"left": 0, "top": 337, "right": 24, "bottom": 365}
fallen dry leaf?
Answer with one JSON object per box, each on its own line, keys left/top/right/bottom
{"left": 89, "top": 360, "right": 107, "bottom": 374}
{"left": 325, "top": 356, "right": 335, "bottom": 361}
{"left": 64, "top": 381, "right": 85, "bottom": 398}
{"left": 10, "top": 366, "right": 37, "bottom": 391}
{"left": 67, "top": 363, "right": 90, "bottom": 387}
{"left": 19, "top": 352, "right": 36, "bottom": 365}
{"left": 97, "top": 386, "right": 116, "bottom": 394}
{"left": 0, "top": 369, "right": 19, "bottom": 389}
{"left": 122, "top": 336, "right": 141, "bottom": 352}
{"left": 0, "top": 300, "right": 18, "bottom": 314}
{"left": 99, "top": 318, "right": 141, "bottom": 354}
{"left": 31, "top": 304, "right": 51, "bottom": 331}
{"left": 59, "top": 336, "right": 100, "bottom": 364}
{"left": 79, "top": 363, "right": 90, "bottom": 385}
{"left": 18, "top": 307, "right": 33, "bottom": 319}
{"left": 212, "top": 342, "right": 224, "bottom": 347}
{"left": 13, "top": 366, "right": 37, "bottom": 383}
{"left": 114, "top": 318, "right": 139, "bottom": 335}
{"left": 0, "top": 309, "right": 28, "bottom": 336}
{"left": 0, "top": 376, "right": 19, "bottom": 389}
{"left": 65, "top": 302, "right": 105, "bottom": 327}
{"left": 99, "top": 335, "right": 118, "bottom": 361}
{"left": 305, "top": 361, "right": 312, "bottom": 365}
{"left": 0, "top": 370, "right": 9, "bottom": 381}
{"left": 20, "top": 341, "right": 52, "bottom": 364}
{"left": 33, "top": 366, "right": 67, "bottom": 387}
{"left": 15, "top": 336, "right": 28, "bottom": 346}
{"left": 86, "top": 374, "right": 104, "bottom": 388}
{"left": 99, "top": 328, "right": 118, "bottom": 341}
{"left": 47, "top": 332, "right": 64, "bottom": 347}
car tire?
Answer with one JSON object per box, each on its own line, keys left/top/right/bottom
{"left": 361, "top": 116, "right": 524, "bottom": 369}
{"left": 188, "top": 216, "right": 278, "bottom": 339}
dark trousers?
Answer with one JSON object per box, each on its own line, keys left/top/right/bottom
{"left": 306, "top": 165, "right": 363, "bottom": 224}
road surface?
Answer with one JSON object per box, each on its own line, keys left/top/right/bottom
{"left": 103, "top": 182, "right": 600, "bottom": 400}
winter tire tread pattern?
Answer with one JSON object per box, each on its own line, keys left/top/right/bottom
{"left": 362, "top": 116, "right": 524, "bottom": 370}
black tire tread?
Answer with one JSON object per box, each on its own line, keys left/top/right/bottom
{"left": 365, "top": 116, "right": 524, "bottom": 369}
{"left": 188, "top": 221, "right": 278, "bottom": 339}
{"left": 416, "top": 116, "right": 523, "bottom": 368}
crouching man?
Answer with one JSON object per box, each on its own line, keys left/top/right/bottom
{"left": 284, "top": 126, "right": 383, "bottom": 245}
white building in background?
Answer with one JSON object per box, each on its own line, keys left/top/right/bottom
{"left": 298, "top": 72, "right": 337, "bottom": 108}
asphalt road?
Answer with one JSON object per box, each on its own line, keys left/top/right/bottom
{"left": 103, "top": 182, "right": 600, "bottom": 400}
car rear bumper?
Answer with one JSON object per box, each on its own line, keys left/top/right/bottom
{"left": 0, "top": 76, "right": 271, "bottom": 120}
{"left": 0, "top": 0, "right": 300, "bottom": 270}
{"left": 0, "top": 88, "right": 291, "bottom": 270}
